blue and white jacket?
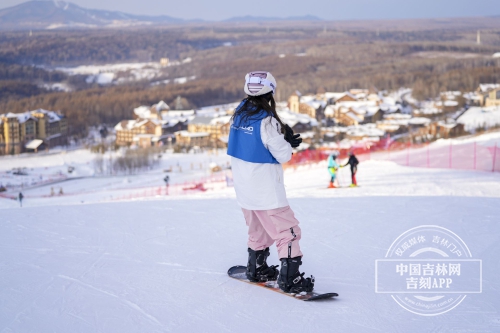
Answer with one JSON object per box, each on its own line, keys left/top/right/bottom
{"left": 227, "top": 101, "right": 292, "bottom": 210}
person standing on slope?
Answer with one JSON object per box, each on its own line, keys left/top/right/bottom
{"left": 227, "top": 71, "right": 314, "bottom": 293}
{"left": 342, "top": 151, "right": 359, "bottom": 187}
{"left": 327, "top": 153, "right": 340, "bottom": 188}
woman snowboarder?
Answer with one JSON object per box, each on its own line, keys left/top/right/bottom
{"left": 227, "top": 71, "right": 314, "bottom": 293}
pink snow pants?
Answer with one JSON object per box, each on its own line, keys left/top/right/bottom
{"left": 242, "top": 206, "right": 303, "bottom": 259}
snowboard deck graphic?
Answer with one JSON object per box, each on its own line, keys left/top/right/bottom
{"left": 228, "top": 265, "right": 338, "bottom": 301}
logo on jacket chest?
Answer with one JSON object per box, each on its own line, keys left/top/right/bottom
{"left": 232, "top": 125, "right": 254, "bottom": 135}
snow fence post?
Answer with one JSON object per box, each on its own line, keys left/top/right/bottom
{"left": 427, "top": 143, "right": 430, "bottom": 168}
{"left": 493, "top": 143, "right": 498, "bottom": 172}
{"left": 406, "top": 143, "right": 410, "bottom": 166}
{"left": 449, "top": 142, "right": 452, "bottom": 169}
{"left": 474, "top": 142, "right": 477, "bottom": 170}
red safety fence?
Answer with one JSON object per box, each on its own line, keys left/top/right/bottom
{"left": 0, "top": 173, "right": 232, "bottom": 201}
{"left": 112, "top": 173, "right": 231, "bottom": 201}
{"left": 285, "top": 139, "right": 500, "bottom": 173}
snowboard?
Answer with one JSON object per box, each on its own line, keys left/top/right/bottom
{"left": 228, "top": 265, "right": 338, "bottom": 301}
{"left": 324, "top": 184, "right": 360, "bottom": 189}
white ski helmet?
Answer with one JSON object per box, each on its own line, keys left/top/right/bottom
{"left": 244, "top": 71, "right": 277, "bottom": 96}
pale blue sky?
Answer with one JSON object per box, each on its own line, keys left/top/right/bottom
{"left": 1, "top": 0, "right": 499, "bottom": 21}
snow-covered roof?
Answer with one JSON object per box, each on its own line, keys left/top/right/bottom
{"left": 457, "top": 106, "right": 500, "bottom": 131}
{"left": 2, "top": 110, "right": 59, "bottom": 124}
{"left": 384, "top": 114, "right": 411, "bottom": 120}
{"left": 346, "top": 124, "right": 385, "bottom": 138}
{"left": 334, "top": 92, "right": 358, "bottom": 102}
{"left": 175, "top": 131, "right": 210, "bottom": 138}
{"left": 162, "top": 110, "right": 195, "bottom": 117}
{"left": 277, "top": 109, "right": 318, "bottom": 127}
{"left": 367, "top": 93, "right": 381, "bottom": 102}
{"left": 133, "top": 102, "right": 171, "bottom": 119}
{"left": 379, "top": 103, "right": 401, "bottom": 114}
{"left": 463, "top": 92, "right": 482, "bottom": 101}
{"left": 322, "top": 126, "right": 348, "bottom": 134}
{"left": 414, "top": 108, "right": 442, "bottom": 115}
{"left": 440, "top": 91, "right": 462, "bottom": 99}
{"left": 408, "top": 117, "right": 431, "bottom": 126}
{"left": 190, "top": 117, "right": 217, "bottom": 125}
{"left": 376, "top": 124, "right": 400, "bottom": 132}
{"left": 134, "top": 106, "right": 155, "bottom": 119}
{"left": 305, "top": 99, "right": 326, "bottom": 109}
{"left": 154, "top": 100, "right": 169, "bottom": 111}
{"left": 437, "top": 119, "right": 459, "bottom": 129}
{"left": 352, "top": 105, "right": 380, "bottom": 117}
{"left": 160, "top": 110, "right": 195, "bottom": 126}
{"left": 31, "top": 109, "right": 63, "bottom": 123}
{"left": 324, "top": 105, "right": 335, "bottom": 117}
{"left": 25, "top": 139, "right": 44, "bottom": 149}
{"left": 209, "top": 116, "right": 231, "bottom": 125}
{"left": 340, "top": 100, "right": 376, "bottom": 108}
{"left": 382, "top": 97, "right": 397, "bottom": 105}
{"left": 324, "top": 92, "right": 345, "bottom": 101}
{"left": 478, "top": 84, "right": 500, "bottom": 93}
{"left": 443, "top": 100, "right": 459, "bottom": 107}
{"left": 6, "top": 112, "right": 19, "bottom": 119}
{"left": 198, "top": 101, "right": 241, "bottom": 116}
{"left": 300, "top": 95, "right": 327, "bottom": 109}
{"left": 114, "top": 119, "right": 151, "bottom": 131}
{"left": 377, "top": 114, "right": 411, "bottom": 127}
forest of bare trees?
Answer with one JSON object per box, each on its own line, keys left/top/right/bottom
{"left": 1, "top": 24, "right": 500, "bottom": 136}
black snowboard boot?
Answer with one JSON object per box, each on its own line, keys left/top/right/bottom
{"left": 277, "top": 256, "right": 314, "bottom": 293}
{"left": 246, "top": 248, "right": 279, "bottom": 282}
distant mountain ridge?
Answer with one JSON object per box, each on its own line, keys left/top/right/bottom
{"left": 0, "top": 1, "right": 184, "bottom": 30}
{"left": 0, "top": 1, "right": 322, "bottom": 30}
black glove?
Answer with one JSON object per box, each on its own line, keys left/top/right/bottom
{"left": 283, "top": 124, "right": 302, "bottom": 148}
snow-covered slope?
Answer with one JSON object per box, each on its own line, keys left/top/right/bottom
{"left": 1, "top": 144, "right": 500, "bottom": 331}
{"left": 1, "top": 196, "right": 499, "bottom": 332}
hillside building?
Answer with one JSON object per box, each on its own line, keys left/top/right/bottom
{"left": 485, "top": 88, "right": 500, "bottom": 107}
{"left": 288, "top": 92, "right": 326, "bottom": 119}
{"left": 0, "top": 109, "right": 67, "bottom": 155}
{"left": 175, "top": 116, "right": 231, "bottom": 149}
{"left": 115, "top": 119, "right": 162, "bottom": 147}
{"left": 115, "top": 101, "right": 194, "bottom": 147}
{"left": 477, "top": 84, "right": 500, "bottom": 106}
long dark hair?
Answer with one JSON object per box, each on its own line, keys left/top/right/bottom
{"left": 231, "top": 92, "right": 285, "bottom": 133}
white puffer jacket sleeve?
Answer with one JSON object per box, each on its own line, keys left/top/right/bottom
{"left": 260, "top": 116, "right": 293, "bottom": 163}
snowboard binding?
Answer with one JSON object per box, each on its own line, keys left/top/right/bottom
{"left": 246, "top": 247, "right": 279, "bottom": 282}
{"left": 278, "top": 256, "right": 315, "bottom": 293}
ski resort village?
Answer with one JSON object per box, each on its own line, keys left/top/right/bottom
{"left": 3, "top": 83, "right": 500, "bottom": 156}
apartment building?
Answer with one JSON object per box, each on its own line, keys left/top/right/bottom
{"left": 0, "top": 109, "right": 67, "bottom": 155}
